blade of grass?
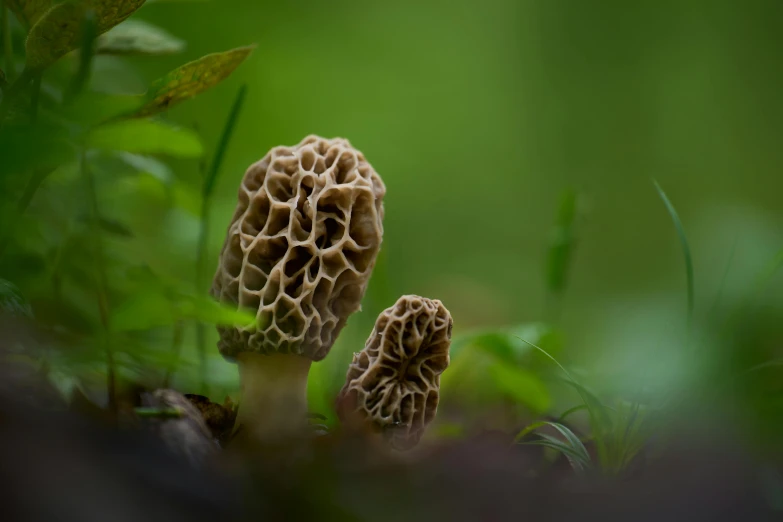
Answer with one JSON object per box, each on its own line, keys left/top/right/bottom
{"left": 707, "top": 233, "right": 739, "bottom": 319}
{"left": 618, "top": 400, "right": 641, "bottom": 471}
{"left": 740, "top": 358, "right": 783, "bottom": 377}
{"left": 515, "top": 336, "right": 609, "bottom": 466}
{"left": 556, "top": 404, "right": 588, "bottom": 423}
{"left": 521, "top": 436, "right": 589, "bottom": 472}
{"left": 545, "top": 187, "right": 578, "bottom": 322}
{"left": 544, "top": 421, "right": 591, "bottom": 463}
{"left": 194, "top": 84, "right": 247, "bottom": 393}
{"left": 202, "top": 84, "right": 247, "bottom": 199}
{"left": 80, "top": 147, "right": 116, "bottom": 418}
{"left": 653, "top": 179, "right": 694, "bottom": 327}
{"left": 514, "top": 420, "right": 549, "bottom": 443}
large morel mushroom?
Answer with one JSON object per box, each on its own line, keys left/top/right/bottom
{"left": 337, "top": 295, "right": 453, "bottom": 450}
{"left": 211, "top": 135, "right": 385, "bottom": 442}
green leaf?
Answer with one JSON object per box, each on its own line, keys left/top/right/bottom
{"left": 180, "top": 294, "right": 258, "bottom": 329}
{"left": 450, "top": 322, "right": 561, "bottom": 365}
{"left": 653, "top": 180, "right": 694, "bottom": 325}
{"left": 96, "top": 216, "right": 134, "bottom": 237}
{"left": 25, "top": 0, "right": 147, "bottom": 71}
{"left": 0, "top": 121, "right": 75, "bottom": 178}
{"left": 128, "top": 45, "right": 255, "bottom": 118}
{"left": 60, "top": 91, "right": 144, "bottom": 126}
{"left": 556, "top": 404, "right": 588, "bottom": 423}
{"left": 516, "top": 420, "right": 592, "bottom": 472}
{"left": 5, "top": 0, "right": 53, "bottom": 28}
{"left": 96, "top": 19, "right": 185, "bottom": 55}
{"left": 117, "top": 152, "right": 172, "bottom": 182}
{"left": 111, "top": 291, "right": 175, "bottom": 332}
{"left": 558, "top": 378, "right": 615, "bottom": 433}
{"left": 489, "top": 363, "right": 551, "bottom": 413}
{"left": 525, "top": 436, "right": 589, "bottom": 472}
{"left": 87, "top": 119, "right": 203, "bottom": 157}
{"left": 515, "top": 336, "right": 612, "bottom": 466}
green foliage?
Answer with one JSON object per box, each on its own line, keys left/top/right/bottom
{"left": 654, "top": 180, "right": 694, "bottom": 325}
{"left": 546, "top": 187, "right": 579, "bottom": 297}
{"left": 515, "top": 420, "right": 592, "bottom": 473}
{"left": 128, "top": 45, "right": 255, "bottom": 118}
{"left": 194, "top": 84, "right": 247, "bottom": 391}
{"left": 25, "top": 0, "right": 147, "bottom": 71}
{"left": 2, "top": 0, "right": 781, "bottom": 470}
{"left": 4, "top": 0, "right": 53, "bottom": 28}
{"left": 441, "top": 323, "right": 561, "bottom": 416}
{"left": 0, "top": 2, "right": 254, "bottom": 401}
{"left": 87, "top": 119, "right": 204, "bottom": 157}
{"left": 514, "top": 337, "right": 654, "bottom": 474}
{"left": 96, "top": 19, "right": 185, "bottom": 55}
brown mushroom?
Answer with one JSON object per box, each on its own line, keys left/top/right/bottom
{"left": 336, "top": 295, "right": 453, "bottom": 450}
{"left": 211, "top": 135, "right": 385, "bottom": 443}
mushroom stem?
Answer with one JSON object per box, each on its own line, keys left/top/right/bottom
{"left": 235, "top": 352, "right": 312, "bottom": 443}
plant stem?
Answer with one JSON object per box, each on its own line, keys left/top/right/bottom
{"left": 1, "top": 5, "right": 14, "bottom": 81}
{"left": 135, "top": 407, "right": 183, "bottom": 419}
{"left": 195, "top": 186, "right": 210, "bottom": 393}
{"left": 545, "top": 187, "right": 578, "bottom": 324}
{"left": 64, "top": 9, "right": 97, "bottom": 104}
{"left": 163, "top": 319, "right": 185, "bottom": 388}
{"left": 194, "top": 84, "right": 247, "bottom": 393}
{"left": 80, "top": 148, "right": 116, "bottom": 417}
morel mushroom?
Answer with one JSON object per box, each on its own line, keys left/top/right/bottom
{"left": 337, "top": 295, "right": 453, "bottom": 450}
{"left": 211, "top": 135, "right": 385, "bottom": 442}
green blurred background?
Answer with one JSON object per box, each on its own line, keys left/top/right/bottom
{"left": 124, "top": 0, "right": 783, "bottom": 389}
{"left": 3, "top": 0, "right": 783, "bottom": 442}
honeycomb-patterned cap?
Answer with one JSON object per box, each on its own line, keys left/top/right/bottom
{"left": 211, "top": 135, "right": 385, "bottom": 362}
{"left": 336, "top": 295, "right": 452, "bottom": 450}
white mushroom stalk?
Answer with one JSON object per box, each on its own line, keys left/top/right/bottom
{"left": 337, "top": 295, "right": 453, "bottom": 450}
{"left": 211, "top": 136, "right": 385, "bottom": 444}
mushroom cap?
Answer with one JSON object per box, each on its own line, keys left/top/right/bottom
{"left": 336, "top": 295, "right": 453, "bottom": 450}
{"left": 211, "top": 136, "right": 385, "bottom": 362}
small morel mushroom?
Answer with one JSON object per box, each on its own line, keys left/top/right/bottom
{"left": 336, "top": 295, "right": 453, "bottom": 450}
{"left": 211, "top": 135, "right": 385, "bottom": 443}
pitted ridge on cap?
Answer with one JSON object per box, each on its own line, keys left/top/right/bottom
{"left": 211, "top": 135, "right": 385, "bottom": 362}
{"left": 337, "top": 295, "right": 453, "bottom": 450}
